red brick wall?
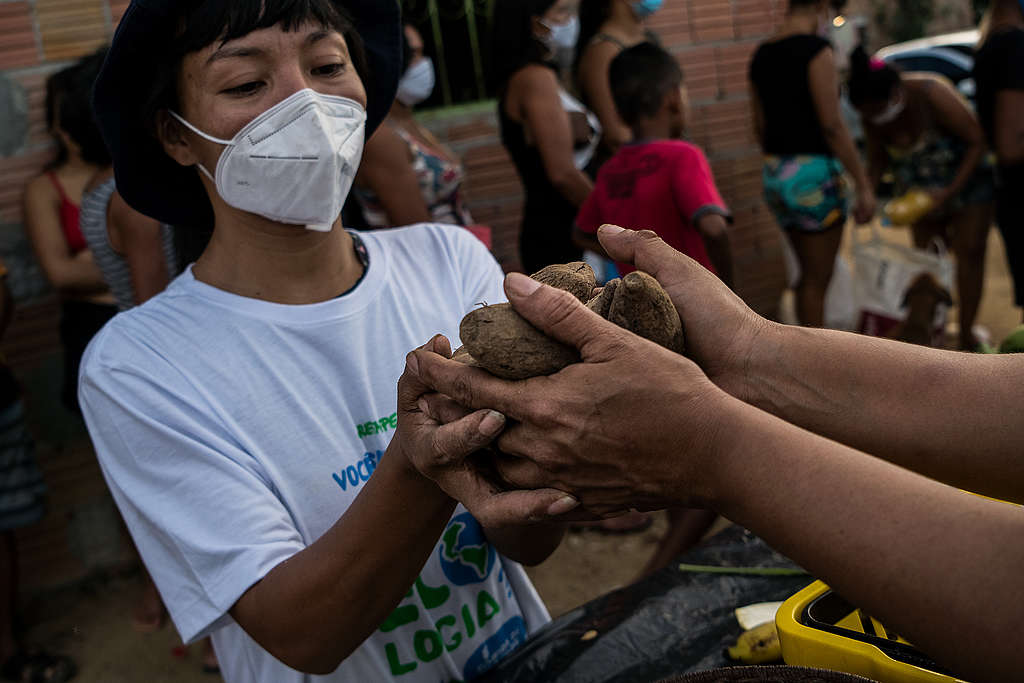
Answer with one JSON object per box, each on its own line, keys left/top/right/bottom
{"left": 424, "top": 2, "right": 790, "bottom": 317}
{"left": 0, "top": 0, "right": 133, "bottom": 595}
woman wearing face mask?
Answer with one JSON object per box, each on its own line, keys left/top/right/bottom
{"left": 80, "top": 2, "right": 571, "bottom": 681}
{"left": 975, "top": 0, "right": 1024, "bottom": 323}
{"left": 353, "top": 24, "right": 478, "bottom": 232}
{"left": 575, "top": 0, "right": 663, "bottom": 162}
{"left": 749, "top": 0, "right": 875, "bottom": 328}
{"left": 849, "top": 48, "right": 994, "bottom": 351}
{"left": 23, "top": 50, "right": 118, "bottom": 415}
{"left": 494, "top": 0, "right": 602, "bottom": 273}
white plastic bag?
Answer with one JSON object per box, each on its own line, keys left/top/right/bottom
{"left": 779, "top": 232, "right": 858, "bottom": 331}
{"left": 851, "top": 225, "right": 954, "bottom": 344}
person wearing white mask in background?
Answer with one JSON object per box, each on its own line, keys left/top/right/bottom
{"left": 80, "top": 1, "right": 570, "bottom": 681}
{"left": 354, "top": 24, "right": 485, "bottom": 237}
{"left": 849, "top": 47, "right": 994, "bottom": 351}
{"left": 493, "top": 0, "right": 602, "bottom": 273}
{"left": 575, "top": 0, "right": 665, "bottom": 165}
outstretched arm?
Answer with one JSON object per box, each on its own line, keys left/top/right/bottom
{"left": 742, "top": 323, "right": 1024, "bottom": 503}
{"left": 591, "top": 226, "right": 1024, "bottom": 503}
{"left": 409, "top": 272, "right": 1024, "bottom": 683}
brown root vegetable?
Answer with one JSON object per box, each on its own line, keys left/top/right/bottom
{"left": 459, "top": 303, "right": 579, "bottom": 380}
{"left": 585, "top": 278, "right": 619, "bottom": 318}
{"left": 451, "top": 345, "right": 482, "bottom": 368}
{"left": 530, "top": 262, "right": 597, "bottom": 302}
{"left": 606, "top": 272, "right": 686, "bottom": 354}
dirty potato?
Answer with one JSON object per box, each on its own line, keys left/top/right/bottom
{"left": 606, "top": 272, "right": 686, "bottom": 354}
{"left": 460, "top": 303, "right": 579, "bottom": 380}
{"left": 531, "top": 262, "right": 597, "bottom": 303}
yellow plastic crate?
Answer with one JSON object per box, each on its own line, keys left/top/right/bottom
{"left": 776, "top": 581, "right": 966, "bottom": 683}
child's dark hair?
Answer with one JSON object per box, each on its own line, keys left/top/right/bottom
{"left": 491, "top": 0, "right": 559, "bottom": 91}
{"left": 848, "top": 45, "right": 901, "bottom": 107}
{"left": 609, "top": 42, "right": 683, "bottom": 127}
{"left": 141, "top": 0, "right": 367, "bottom": 136}
{"left": 45, "top": 47, "right": 111, "bottom": 169}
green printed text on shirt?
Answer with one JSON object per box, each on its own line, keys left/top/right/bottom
{"left": 357, "top": 413, "right": 398, "bottom": 439}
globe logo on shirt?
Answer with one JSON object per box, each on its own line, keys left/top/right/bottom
{"left": 438, "top": 512, "right": 496, "bottom": 586}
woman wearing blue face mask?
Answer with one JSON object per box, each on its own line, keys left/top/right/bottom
{"left": 493, "top": 0, "right": 602, "bottom": 273}
{"left": 575, "top": 0, "right": 663, "bottom": 160}
{"left": 353, "top": 24, "right": 483, "bottom": 238}
{"left": 81, "top": 2, "right": 572, "bottom": 681}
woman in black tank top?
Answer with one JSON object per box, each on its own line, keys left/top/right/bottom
{"left": 575, "top": 0, "right": 662, "bottom": 160}
{"left": 493, "top": 0, "right": 600, "bottom": 273}
{"left": 749, "top": 0, "right": 875, "bottom": 329}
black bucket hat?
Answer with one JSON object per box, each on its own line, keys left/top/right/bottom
{"left": 92, "top": 0, "right": 402, "bottom": 229}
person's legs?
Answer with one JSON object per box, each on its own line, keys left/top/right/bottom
{"left": 637, "top": 508, "right": 719, "bottom": 579}
{"left": 0, "top": 531, "right": 76, "bottom": 682}
{"left": 948, "top": 204, "right": 994, "bottom": 349}
{"left": 133, "top": 566, "right": 166, "bottom": 632}
{"left": 0, "top": 532, "right": 15, "bottom": 663}
{"left": 789, "top": 225, "right": 844, "bottom": 328}
{"left": 995, "top": 186, "right": 1024, "bottom": 322}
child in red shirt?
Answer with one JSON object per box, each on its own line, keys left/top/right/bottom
{"left": 576, "top": 42, "right": 734, "bottom": 289}
{"left": 577, "top": 42, "right": 730, "bottom": 576}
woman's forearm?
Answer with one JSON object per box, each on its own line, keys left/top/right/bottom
{"left": 551, "top": 168, "right": 594, "bottom": 208}
{"left": 740, "top": 323, "right": 1024, "bottom": 502}
{"left": 231, "top": 444, "right": 456, "bottom": 674}
{"left": 710, "top": 399, "right": 1024, "bottom": 682}
{"left": 824, "top": 121, "right": 870, "bottom": 190}
{"left": 52, "top": 251, "right": 110, "bottom": 294}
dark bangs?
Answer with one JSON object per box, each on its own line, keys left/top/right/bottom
{"left": 172, "top": 0, "right": 355, "bottom": 56}
{"left": 143, "top": 0, "right": 368, "bottom": 133}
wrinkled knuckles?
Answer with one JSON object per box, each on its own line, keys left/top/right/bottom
{"left": 430, "top": 431, "right": 469, "bottom": 469}
{"left": 532, "top": 287, "right": 588, "bottom": 330}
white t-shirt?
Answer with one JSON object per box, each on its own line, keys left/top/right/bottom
{"left": 79, "top": 225, "right": 550, "bottom": 683}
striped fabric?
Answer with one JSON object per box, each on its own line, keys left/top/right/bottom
{"left": 0, "top": 400, "right": 45, "bottom": 532}
{"left": 80, "top": 178, "right": 178, "bottom": 311}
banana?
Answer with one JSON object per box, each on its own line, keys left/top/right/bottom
{"left": 726, "top": 621, "right": 783, "bottom": 664}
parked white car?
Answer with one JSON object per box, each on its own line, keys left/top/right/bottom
{"left": 875, "top": 29, "right": 980, "bottom": 102}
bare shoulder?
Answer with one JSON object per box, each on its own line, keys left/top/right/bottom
{"left": 510, "top": 63, "right": 560, "bottom": 94}
{"left": 580, "top": 38, "right": 621, "bottom": 71}
{"left": 362, "top": 123, "right": 410, "bottom": 162}
{"left": 904, "top": 71, "right": 954, "bottom": 90}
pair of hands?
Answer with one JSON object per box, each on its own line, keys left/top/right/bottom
{"left": 393, "top": 226, "right": 767, "bottom": 528}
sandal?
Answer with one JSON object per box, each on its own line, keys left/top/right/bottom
{"left": 1, "top": 651, "right": 77, "bottom": 682}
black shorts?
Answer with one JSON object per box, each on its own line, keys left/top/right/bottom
{"left": 60, "top": 300, "right": 117, "bottom": 415}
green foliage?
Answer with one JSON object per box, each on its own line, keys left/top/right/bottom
{"left": 874, "top": 0, "right": 935, "bottom": 42}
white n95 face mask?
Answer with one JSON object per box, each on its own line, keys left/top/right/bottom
{"left": 170, "top": 89, "right": 367, "bottom": 232}
{"left": 397, "top": 58, "right": 436, "bottom": 107}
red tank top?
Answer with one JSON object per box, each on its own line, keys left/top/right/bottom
{"left": 46, "top": 173, "right": 86, "bottom": 254}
